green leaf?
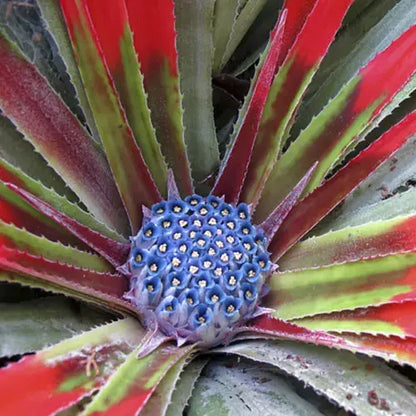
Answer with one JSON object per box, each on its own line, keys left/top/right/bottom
{"left": 37, "top": 0, "right": 101, "bottom": 143}
{"left": 293, "top": 0, "right": 416, "bottom": 139}
{"left": 0, "top": 220, "right": 112, "bottom": 272}
{"left": 175, "top": 0, "right": 220, "bottom": 185}
{"left": 83, "top": 344, "right": 193, "bottom": 415}
{"left": 222, "top": 340, "right": 416, "bottom": 415}
{"left": 187, "top": 357, "right": 323, "bottom": 416}
{"left": 267, "top": 252, "right": 416, "bottom": 320}
{"left": 165, "top": 358, "right": 208, "bottom": 416}
{"left": 0, "top": 296, "right": 112, "bottom": 356}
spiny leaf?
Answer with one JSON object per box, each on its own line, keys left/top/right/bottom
{"left": 125, "top": 0, "right": 193, "bottom": 197}
{"left": 187, "top": 357, "right": 322, "bottom": 416}
{"left": 0, "top": 220, "right": 111, "bottom": 273}
{"left": 165, "top": 358, "right": 208, "bottom": 416}
{"left": 37, "top": 0, "right": 101, "bottom": 143}
{"left": 86, "top": 0, "right": 169, "bottom": 194}
{"left": 0, "top": 156, "right": 127, "bottom": 243}
{"left": 0, "top": 318, "right": 142, "bottom": 416}
{"left": 256, "top": 23, "right": 416, "bottom": 221}
{"left": 7, "top": 184, "right": 130, "bottom": 267}
{"left": 295, "top": 301, "right": 416, "bottom": 339}
{"left": 0, "top": 296, "right": 111, "bottom": 356}
{"left": 269, "top": 109, "right": 416, "bottom": 261}
{"left": 267, "top": 252, "right": 416, "bottom": 320}
{"left": 212, "top": 11, "right": 286, "bottom": 202}
{"left": 0, "top": 31, "right": 128, "bottom": 234}
{"left": 59, "top": 0, "right": 161, "bottom": 232}
{"left": 175, "top": 0, "right": 220, "bottom": 186}
{"left": 82, "top": 344, "right": 194, "bottom": 415}
{"left": 0, "top": 245, "right": 129, "bottom": 302}
{"left": 223, "top": 340, "right": 416, "bottom": 415}
{"left": 241, "top": 0, "right": 353, "bottom": 208}
{"left": 279, "top": 214, "right": 416, "bottom": 271}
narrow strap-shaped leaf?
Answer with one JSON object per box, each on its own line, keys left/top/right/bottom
{"left": 256, "top": 24, "right": 416, "bottom": 220}
{"left": 277, "top": 0, "right": 318, "bottom": 66}
{"left": 7, "top": 184, "right": 130, "bottom": 267}
{"left": 83, "top": 344, "right": 194, "bottom": 415}
{"left": 125, "top": 0, "right": 193, "bottom": 196}
{"left": 267, "top": 252, "right": 416, "bottom": 320}
{"left": 341, "top": 333, "right": 416, "bottom": 367}
{"left": 260, "top": 163, "right": 316, "bottom": 243}
{"left": 59, "top": 0, "right": 161, "bottom": 232}
{"left": 0, "top": 182, "right": 82, "bottom": 247}
{"left": 86, "top": 0, "right": 169, "bottom": 194}
{"left": 280, "top": 214, "right": 416, "bottom": 271}
{"left": 0, "top": 244, "right": 128, "bottom": 300}
{"left": 269, "top": 109, "right": 416, "bottom": 261}
{"left": 241, "top": 0, "right": 353, "bottom": 208}
{"left": 295, "top": 301, "right": 416, "bottom": 339}
{"left": 37, "top": 0, "right": 101, "bottom": 144}
{"left": 0, "top": 157, "right": 126, "bottom": 243}
{"left": 0, "top": 32, "right": 128, "bottom": 234}
{"left": 0, "top": 220, "right": 112, "bottom": 273}
{"left": 175, "top": 0, "right": 220, "bottom": 185}
{"left": 222, "top": 340, "right": 416, "bottom": 415}
{"left": 212, "top": 12, "right": 286, "bottom": 203}
{"left": 0, "top": 318, "right": 143, "bottom": 416}
{"left": 165, "top": 358, "right": 208, "bottom": 416}
{"left": 141, "top": 354, "right": 192, "bottom": 416}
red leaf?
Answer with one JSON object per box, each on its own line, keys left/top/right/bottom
{"left": 6, "top": 184, "right": 130, "bottom": 267}
{"left": 0, "top": 33, "right": 128, "bottom": 234}
{"left": 269, "top": 109, "right": 416, "bottom": 261}
{"left": 60, "top": 0, "right": 162, "bottom": 232}
{"left": 0, "top": 244, "right": 128, "bottom": 299}
{"left": 211, "top": 11, "right": 286, "bottom": 203}
{"left": 241, "top": 0, "right": 353, "bottom": 207}
{"left": 124, "top": 0, "right": 193, "bottom": 196}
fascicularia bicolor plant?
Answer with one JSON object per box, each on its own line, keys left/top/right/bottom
{"left": 2, "top": 0, "right": 416, "bottom": 414}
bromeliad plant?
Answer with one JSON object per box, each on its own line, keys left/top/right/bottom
{"left": 2, "top": 0, "right": 416, "bottom": 414}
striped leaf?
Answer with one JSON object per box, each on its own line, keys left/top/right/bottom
{"left": 267, "top": 252, "right": 416, "bottom": 320}
{"left": 269, "top": 109, "right": 416, "bottom": 261}
{"left": 241, "top": 0, "right": 353, "bottom": 208}
{"left": 59, "top": 0, "right": 161, "bottom": 232}
{"left": 125, "top": 0, "right": 193, "bottom": 196}
{"left": 0, "top": 319, "right": 142, "bottom": 416}
{"left": 83, "top": 344, "right": 194, "bottom": 415}
{"left": 0, "top": 31, "right": 128, "bottom": 233}
{"left": 256, "top": 24, "right": 416, "bottom": 221}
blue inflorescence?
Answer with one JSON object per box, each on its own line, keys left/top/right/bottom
{"left": 124, "top": 195, "right": 272, "bottom": 347}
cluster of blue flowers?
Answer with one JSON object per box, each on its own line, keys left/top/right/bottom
{"left": 125, "top": 194, "right": 271, "bottom": 347}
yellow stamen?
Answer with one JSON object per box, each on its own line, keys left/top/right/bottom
{"left": 172, "top": 257, "right": 181, "bottom": 267}
{"left": 211, "top": 294, "right": 219, "bottom": 303}
{"left": 216, "top": 241, "right": 224, "bottom": 249}
{"left": 145, "top": 230, "right": 153, "bottom": 237}
{"left": 208, "top": 218, "right": 217, "bottom": 225}
{"left": 208, "top": 248, "right": 216, "bottom": 256}
{"left": 146, "top": 284, "right": 154, "bottom": 292}
{"left": 243, "top": 243, "right": 251, "bottom": 251}
{"left": 190, "top": 199, "right": 198, "bottom": 206}
{"left": 200, "top": 207, "right": 208, "bottom": 215}
{"left": 226, "top": 221, "right": 235, "bottom": 229}
{"left": 156, "top": 208, "right": 164, "bottom": 214}
{"left": 135, "top": 254, "right": 142, "bottom": 263}
{"left": 229, "top": 275, "right": 237, "bottom": 285}
{"left": 149, "top": 263, "right": 158, "bottom": 272}
{"left": 198, "top": 316, "right": 206, "bottom": 323}
{"left": 204, "top": 230, "right": 213, "bottom": 237}
{"left": 189, "top": 265, "right": 199, "bottom": 274}
{"left": 172, "top": 278, "right": 181, "bottom": 286}
{"left": 239, "top": 212, "right": 246, "bottom": 219}
{"left": 234, "top": 252, "right": 242, "bottom": 260}
{"left": 214, "top": 267, "right": 223, "bottom": 276}
{"left": 248, "top": 270, "right": 255, "bottom": 278}
{"left": 226, "top": 236, "right": 234, "bottom": 244}
{"left": 190, "top": 231, "right": 196, "bottom": 238}
{"left": 194, "top": 219, "right": 202, "bottom": 227}
{"left": 198, "top": 280, "right": 207, "bottom": 287}
{"left": 159, "top": 243, "right": 167, "bottom": 253}
{"left": 227, "top": 304, "right": 235, "bottom": 313}
{"left": 166, "top": 305, "right": 173, "bottom": 311}
{"left": 191, "top": 250, "right": 200, "bottom": 258}
{"left": 187, "top": 297, "right": 194, "bottom": 305}
{"left": 174, "top": 232, "right": 182, "bottom": 240}
{"left": 259, "top": 260, "right": 265, "bottom": 268}
{"left": 203, "top": 261, "right": 211, "bottom": 269}
{"left": 179, "top": 244, "right": 187, "bottom": 253}
{"left": 246, "top": 290, "right": 253, "bottom": 298}
{"left": 197, "top": 239, "right": 206, "bottom": 247}
{"left": 179, "top": 220, "right": 188, "bottom": 227}
{"left": 221, "top": 209, "right": 229, "bottom": 216}
{"left": 173, "top": 206, "right": 182, "bottom": 213}
{"left": 162, "top": 221, "right": 171, "bottom": 229}
{"left": 220, "top": 253, "right": 229, "bottom": 262}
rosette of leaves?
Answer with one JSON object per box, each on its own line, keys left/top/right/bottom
{"left": 2, "top": 0, "right": 416, "bottom": 414}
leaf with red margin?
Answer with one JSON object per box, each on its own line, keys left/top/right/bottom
{"left": 0, "top": 220, "right": 112, "bottom": 273}
{"left": 0, "top": 244, "right": 128, "bottom": 300}
{"left": 59, "top": 0, "right": 161, "bottom": 232}
{"left": 85, "top": 0, "right": 169, "bottom": 194}
{"left": 0, "top": 318, "right": 143, "bottom": 416}
{"left": 295, "top": 301, "right": 416, "bottom": 339}
{"left": 0, "top": 157, "right": 126, "bottom": 243}
{"left": 269, "top": 109, "right": 416, "bottom": 262}
{"left": 125, "top": 0, "right": 193, "bottom": 196}
{"left": 0, "top": 32, "right": 128, "bottom": 235}
{"left": 256, "top": 24, "right": 416, "bottom": 221}
{"left": 7, "top": 184, "right": 130, "bottom": 267}
{"left": 212, "top": 12, "right": 286, "bottom": 203}
{"left": 279, "top": 214, "right": 416, "bottom": 271}
{"left": 266, "top": 252, "right": 416, "bottom": 320}
{"left": 241, "top": 0, "right": 353, "bottom": 207}
{"left": 83, "top": 344, "right": 194, "bottom": 415}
